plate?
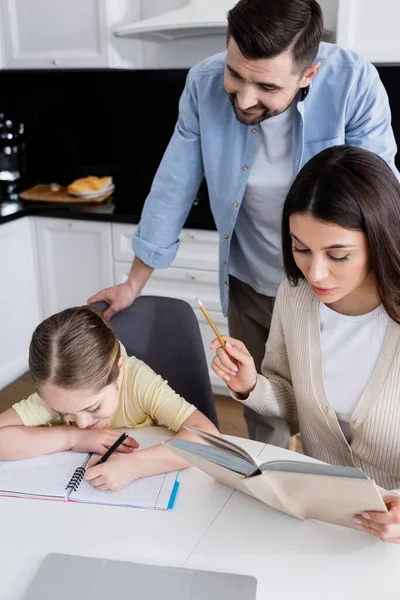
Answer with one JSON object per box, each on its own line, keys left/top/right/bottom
{"left": 68, "top": 184, "right": 115, "bottom": 198}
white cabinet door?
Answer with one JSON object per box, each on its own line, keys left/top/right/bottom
{"left": 336, "top": 0, "right": 400, "bottom": 62}
{"left": 114, "top": 261, "right": 220, "bottom": 311}
{"left": 35, "top": 218, "right": 113, "bottom": 317}
{"left": 1, "top": 0, "right": 109, "bottom": 68}
{"left": 112, "top": 224, "right": 219, "bottom": 271}
{"left": 0, "top": 217, "right": 42, "bottom": 389}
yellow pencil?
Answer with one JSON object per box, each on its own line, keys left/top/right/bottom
{"left": 196, "top": 298, "right": 226, "bottom": 348}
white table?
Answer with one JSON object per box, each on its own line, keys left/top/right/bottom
{"left": 185, "top": 444, "right": 400, "bottom": 600}
{"left": 2, "top": 430, "right": 399, "bottom": 599}
{"left": 0, "top": 429, "right": 263, "bottom": 599}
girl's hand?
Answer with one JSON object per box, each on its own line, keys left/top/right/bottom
{"left": 210, "top": 335, "right": 258, "bottom": 397}
{"left": 71, "top": 428, "right": 138, "bottom": 455}
{"left": 353, "top": 493, "right": 400, "bottom": 543}
{"left": 85, "top": 453, "right": 137, "bottom": 491}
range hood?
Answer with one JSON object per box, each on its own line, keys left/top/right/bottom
{"left": 113, "top": 0, "right": 236, "bottom": 41}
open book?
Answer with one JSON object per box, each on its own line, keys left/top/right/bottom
{"left": 0, "top": 430, "right": 178, "bottom": 510}
{"left": 165, "top": 427, "right": 387, "bottom": 528}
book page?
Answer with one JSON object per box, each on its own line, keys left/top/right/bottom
{"left": 0, "top": 451, "right": 87, "bottom": 499}
{"left": 259, "top": 460, "right": 368, "bottom": 478}
{"left": 184, "top": 426, "right": 258, "bottom": 464}
{"left": 169, "top": 439, "right": 259, "bottom": 476}
{"left": 70, "top": 429, "right": 179, "bottom": 509}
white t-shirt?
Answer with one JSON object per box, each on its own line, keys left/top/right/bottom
{"left": 319, "top": 302, "right": 389, "bottom": 441}
{"left": 229, "top": 102, "right": 295, "bottom": 297}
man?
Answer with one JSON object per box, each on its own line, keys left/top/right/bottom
{"left": 89, "top": 0, "right": 398, "bottom": 446}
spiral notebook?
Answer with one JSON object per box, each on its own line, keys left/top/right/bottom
{"left": 0, "top": 430, "right": 179, "bottom": 510}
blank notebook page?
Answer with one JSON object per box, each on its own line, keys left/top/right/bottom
{"left": 70, "top": 429, "right": 178, "bottom": 509}
{"left": 0, "top": 451, "right": 87, "bottom": 499}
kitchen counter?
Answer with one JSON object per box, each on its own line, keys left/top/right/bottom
{"left": 0, "top": 193, "right": 217, "bottom": 230}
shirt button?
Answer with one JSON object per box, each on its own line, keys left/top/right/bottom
{"left": 251, "top": 128, "right": 257, "bottom": 133}
{"left": 224, "top": 234, "right": 229, "bottom": 239}
{"left": 242, "top": 165, "right": 248, "bottom": 171}
{"left": 224, "top": 281, "right": 228, "bottom": 285}
{"left": 223, "top": 260, "right": 227, "bottom": 264}
{"left": 233, "top": 202, "right": 238, "bottom": 208}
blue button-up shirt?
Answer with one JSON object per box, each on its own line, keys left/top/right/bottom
{"left": 133, "top": 43, "right": 398, "bottom": 315}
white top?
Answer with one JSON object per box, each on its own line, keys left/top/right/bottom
{"left": 319, "top": 302, "right": 389, "bottom": 441}
{"left": 229, "top": 103, "right": 294, "bottom": 296}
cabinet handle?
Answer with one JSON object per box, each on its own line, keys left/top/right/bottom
{"left": 52, "top": 59, "right": 59, "bottom": 66}
{"left": 190, "top": 275, "right": 196, "bottom": 280}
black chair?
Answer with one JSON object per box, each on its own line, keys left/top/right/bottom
{"left": 91, "top": 296, "right": 219, "bottom": 427}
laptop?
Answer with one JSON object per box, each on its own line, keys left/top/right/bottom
{"left": 23, "top": 553, "right": 257, "bottom": 600}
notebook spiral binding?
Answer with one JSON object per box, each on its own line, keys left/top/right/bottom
{"left": 65, "top": 467, "right": 85, "bottom": 492}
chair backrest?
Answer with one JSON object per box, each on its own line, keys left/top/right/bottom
{"left": 91, "top": 296, "right": 218, "bottom": 427}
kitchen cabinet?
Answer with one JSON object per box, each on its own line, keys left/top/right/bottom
{"left": 336, "top": 0, "right": 400, "bottom": 62}
{"left": 0, "top": 216, "right": 227, "bottom": 394}
{"left": 0, "top": 217, "right": 42, "bottom": 389}
{"left": 112, "top": 223, "right": 228, "bottom": 394}
{"left": 1, "top": 0, "right": 110, "bottom": 68}
{"left": 35, "top": 218, "right": 114, "bottom": 318}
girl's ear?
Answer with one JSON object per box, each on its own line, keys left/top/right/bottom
{"left": 117, "top": 355, "right": 125, "bottom": 381}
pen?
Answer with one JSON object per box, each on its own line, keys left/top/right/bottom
{"left": 196, "top": 297, "right": 226, "bottom": 348}
{"left": 95, "top": 432, "right": 129, "bottom": 465}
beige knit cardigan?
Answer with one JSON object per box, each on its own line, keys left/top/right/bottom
{"left": 236, "top": 279, "right": 400, "bottom": 490}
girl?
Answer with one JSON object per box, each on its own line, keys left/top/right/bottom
{"left": 211, "top": 145, "right": 400, "bottom": 543}
{"left": 0, "top": 305, "right": 219, "bottom": 491}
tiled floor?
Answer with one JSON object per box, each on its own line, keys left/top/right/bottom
{"left": 0, "top": 374, "right": 301, "bottom": 451}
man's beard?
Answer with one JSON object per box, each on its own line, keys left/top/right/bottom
{"left": 229, "top": 91, "right": 299, "bottom": 126}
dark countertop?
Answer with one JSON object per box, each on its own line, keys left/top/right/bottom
{"left": 0, "top": 193, "right": 217, "bottom": 231}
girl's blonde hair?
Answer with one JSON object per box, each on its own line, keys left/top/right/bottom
{"left": 29, "top": 306, "right": 121, "bottom": 392}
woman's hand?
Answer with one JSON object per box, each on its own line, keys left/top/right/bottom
{"left": 353, "top": 493, "right": 400, "bottom": 542}
{"left": 85, "top": 453, "right": 138, "bottom": 491}
{"left": 210, "top": 336, "right": 258, "bottom": 397}
{"left": 70, "top": 428, "right": 138, "bottom": 455}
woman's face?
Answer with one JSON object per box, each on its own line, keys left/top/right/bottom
{"left": 289, "top": 212, "right": 371, "bottom": 304}
{"left": 39, "top": 357, "right": 124, "bottom": 429}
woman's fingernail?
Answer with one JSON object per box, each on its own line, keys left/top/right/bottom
{"left": 226, "top": 343, "right": 233, "bottom": 349}
{"left": 353, "top": 518, "right": 363, "bottom": 526}
{"left": 354, "top": 523, "right": 364, "bottom": 530}
{"left": 362, "top": 512, "right": 371, "bottom": 520}
{"left": 223, "top": 375, "right": 231, "bottom": 381}
{"left": 232, "top": 366, "right": 238, "bottom": 372}
{"left": 230, "top": 370, "right": 237, "bottom": 376}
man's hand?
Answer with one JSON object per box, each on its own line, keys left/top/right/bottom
{"left": 87, "top": 281, "right": 140, "bottom": 321}
{"left": 70, "top": 428, "right": 138, "bottom": 455}
{"left": 353, "top": 493, "right": 400, "bottom": 543}
{"left": 85, "top": 452, "right": 138, "bottom": 491}
{"left": 88, "top": 256, "right": 154, "bottom": 320}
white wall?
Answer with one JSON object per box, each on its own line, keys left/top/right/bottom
{"left": 318, "top": 0, "right": 339, "bottom": 39}
{"left": 140, "top": 0, "right": 233, "bottom": 69}
{"left": 107, "top": 0, "right": 143, "bottom": 68}
{"left": 110, "top": 0, "right": 339, "bottom": 70}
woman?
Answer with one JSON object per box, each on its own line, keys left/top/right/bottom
{"left": 211, "top": 145, "right": 400, "bottom": 543}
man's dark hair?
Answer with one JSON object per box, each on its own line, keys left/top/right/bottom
{"left": 282, "top": 145, "right": 400, "bottom": 325}
{"left": 227, "top": 0, "right": 324, "bottom": 72}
